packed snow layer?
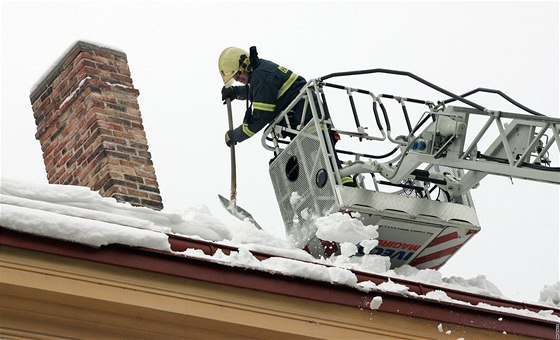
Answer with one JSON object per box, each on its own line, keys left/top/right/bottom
{"left": 0, "top": 203, "right": 170, "bottom": 250}
{"left": 0, "top": 177, "right": 558, "bottom": 322}
{"left": 0, "top": 178, "right": 231, "bottom": 243}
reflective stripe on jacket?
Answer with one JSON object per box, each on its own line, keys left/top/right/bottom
{"left": 230, "top": 59, "right": 308, "bottom": 143}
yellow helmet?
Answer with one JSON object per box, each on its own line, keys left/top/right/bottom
{"left": 218, "top": 47, "right": 250, "bottom": 87}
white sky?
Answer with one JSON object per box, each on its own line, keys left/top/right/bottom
{"left": 1, "top": 1, "right": 559, "bottom": 302}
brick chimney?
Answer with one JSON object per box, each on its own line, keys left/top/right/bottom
{"left": 30, "top": 41, "right": 163, "bottom": 210}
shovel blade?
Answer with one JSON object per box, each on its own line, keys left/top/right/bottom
{"left": 218, "top": 194, "right": 262, "bottom": 230}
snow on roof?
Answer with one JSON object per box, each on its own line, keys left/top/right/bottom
{"left": 0, "top": 177, "right": 558, "bottom": 323}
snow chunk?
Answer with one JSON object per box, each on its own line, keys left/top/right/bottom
{"left": 377, "top": 279, "right": 409, "bottom": 294}
{"left": 392, "top": 265, "right": 444, "bottom": 285}
{"left": 315, "top": 212, "right": 378, "bottom": 244}
{"left": 225, "top": 219, "right": 292, "bottom": 249}
{"left": 360, "top": 239, "right": 378, "bottom": 254}
{"left": 387, "top": 265, "right": 503, "bottom": 299}
{"left": 443, "top": 274, "right": 503, "bottom": 297}
{"left": 327, "top": 252, "right": 390, "bottom": 274}
{"left": 340, "top": 242, "right": 358, "bottom": 257}
{"left": 369, "top": 296, "right": 383, "bottom": 310}
{"left": 329, "top": 266, "right": 359, "bottom": 286}
{"left": 424, "top": 290, "right": 469, "bottom": 306}
{"left": 175, "top": 205, "right": 231, "bottom": 241}
{"left": 539, "top": 281, "right": 560, "bottom": 308}
{"left": 358, "top": 280, "right": 377, "bottom": 292}
{"left": 261, "top": 257, "right": 358, "bottom": 287}
{"left": 426, "top": 290, "right": 451, "bottom": 301}
{"left": 182, "top": 248, "right": 210, "bottom": 259}
{"left": 290, "top": 191, "right": 303, "bottom": 207}
{"left": 355, "top": 255, "right": 391, "bottom": 273}
{"left": 217, "top": 248, "right": 262, "bottom": 268}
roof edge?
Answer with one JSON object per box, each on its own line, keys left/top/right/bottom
{"left": 1, "top": 227, "right": 558, "bottom": 339}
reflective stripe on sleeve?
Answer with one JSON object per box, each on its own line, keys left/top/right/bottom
{"left": 253, "top": 102, "right": 276, "bottom": 112}
{"left": 278, "top": 72, "right": 298, "bottom": 98}
{"left": 342, "top": 176, "right": 354, "bottom": 184}
{"left": 242, "top": 124, "right": 256, "bottom": 137}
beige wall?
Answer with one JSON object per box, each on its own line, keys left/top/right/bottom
{"left": 0, "top": 246, "right": 526, "bottom": 339}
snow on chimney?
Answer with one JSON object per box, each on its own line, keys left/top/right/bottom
{"left": 30, "top": 41, "right": 163, "bottom": 210}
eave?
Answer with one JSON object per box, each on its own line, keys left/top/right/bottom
{"left": 1, "top": 227, "right": 558, "bottom": 338}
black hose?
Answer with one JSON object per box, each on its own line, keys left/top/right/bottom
{"left": 379, "top": 102, "right": 391, "bottom": 131}
{"left": 319, "top": 68, "right": 486, "bottom": 112}
{"left": 348, "top": 94, "right": 362, "bottom": 131}
{"left": 402, "top": 104, "right": 412, "bottom": 133}
{"left": 372, "top": 101, "right": 384, "bottom": 132}
{"left": 443, "top": 87, "right": 545, "bottom": 116}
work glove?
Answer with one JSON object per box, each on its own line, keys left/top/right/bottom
{"left": 225, "top": 130, "right": 236, "bottom": 147}
{"left": 221, "top": 86, "right": 237, "bottom": 103}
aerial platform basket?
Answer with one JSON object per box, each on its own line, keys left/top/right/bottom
{"left": 263, "top": 68, "right": 559, "bottom": 269}
{"left": 268, "top": 120, "right": 480, "bottom": 269}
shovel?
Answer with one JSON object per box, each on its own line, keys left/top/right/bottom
{"left": 218, "top": 98, "right": 262, "bottom": 230}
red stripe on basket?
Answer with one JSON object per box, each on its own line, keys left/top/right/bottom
{"left": 410, "top": 245, "right": 462, "bottom": 266}
{"left": 426, "top": 229, "right": 477, "bottom": 248}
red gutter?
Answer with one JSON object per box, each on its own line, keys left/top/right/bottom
{"left": 169, "top": 232, "right": 558, "bottom": 315}
{"left": 1, "top": 227, "right": 558, "bottom": 339}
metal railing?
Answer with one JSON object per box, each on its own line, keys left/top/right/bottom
{"left": 262, "top": 68, "right": 560, "bottom": 196}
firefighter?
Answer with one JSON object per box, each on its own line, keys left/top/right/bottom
{"left": 218, "top": 46, "right": 356, "bottom": 187}
{"left": 219, "top": 46, "right": 311, "bottom": 146}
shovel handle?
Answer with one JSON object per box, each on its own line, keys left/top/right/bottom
{"left": 226, "top": 98, "right": 237, "bottom": 202}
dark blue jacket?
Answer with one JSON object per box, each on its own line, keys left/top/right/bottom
{"left": 230, "top": 59, "right": 311, "bottom": 143}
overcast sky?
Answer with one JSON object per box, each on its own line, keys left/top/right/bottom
{"left": 1, "top": 1, "right": 558, "bottom": 303}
